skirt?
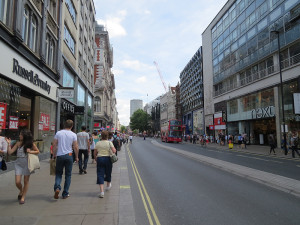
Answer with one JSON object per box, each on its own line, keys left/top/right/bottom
{"left": 15, "top": 157, "right": 31, "bottom": 175}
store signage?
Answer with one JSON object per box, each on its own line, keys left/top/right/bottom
{"left": 75, "top": 106, "right": 85, "bottom": 115}
{"left": 251, "top": 106, "right": 275, "bottom": 119}
{"left": 94, "top": 123, "right": 100, "bottom": 127}
{"left": 58, "top": 89, "right": 74, "bottom": 98}
{"left": 0, "top": 102, "right": 7, "bottom": 129}
{"left": 209, "top": 125, "right": 214, "bottom": 130}
{"left": 12, "top": 58, "right": 51, "bottom": 94}
{"left": 62, "top": 100, "right": 75, "bottom": 114}
{"left": 9, "top": 116, "right": 19, "bottom": 130}
{"left": 293, "top": 93, "right": 300, "bottom": 114}
{"left": 51, "top": 122, "right": 55, "bottom": 131}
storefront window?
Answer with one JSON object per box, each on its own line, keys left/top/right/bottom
{"left": 77, "top": 83, "right": 85, "bottom": 106}
{"left": 228, "top": 99, "right": 238, "bottom": 114}
{"left": 87, "top": 95, "right": 92, "bottom": 116}
{"left": 63, "top": 68, "right": 74, "bottom": 102}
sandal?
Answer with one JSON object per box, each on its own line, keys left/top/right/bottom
{"left": 18, "top": 195, "right": 22, "bottom": 200}
{"left": 19, "top": 200, "right": 25, "bottom": 204}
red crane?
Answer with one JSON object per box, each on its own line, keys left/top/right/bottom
{"left": 153, "top": 61, "right": 167, "bottom": 92}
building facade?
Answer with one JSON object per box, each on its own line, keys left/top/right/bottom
{"left": 0, "top": 0, "right": 61, "bottom": 161}
{"left": 130, "top": 99, "right": 143, "bottom": 118}
{"left": 59, "top": 0, "right": 95, "bottom": 132}
{"left": 180, "top": 47, "right": 204, "bottom": 135}
{"left": 94, "top": 24, "right": 117, "bottom": 132}
{"left": 202, "top": 0, "right": 300, "bottom": 145}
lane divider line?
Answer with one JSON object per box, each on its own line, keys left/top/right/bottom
{"left": 127, "top": 146, "right": 161, "bottom": 225}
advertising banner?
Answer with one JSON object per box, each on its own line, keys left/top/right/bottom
{"left": 9, "top": 116, "right": 19, "bottom": 129}
{"left": 0, "top": 102, "right": 7, "bottom": 129}
{"left": 40, "top": 113, "right": 50, "bottom": 131}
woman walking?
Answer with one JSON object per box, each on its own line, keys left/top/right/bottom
{"left": 6, "top": 129, "right": 39, "bottom": 204}
{"left": 91, "top": 131, "right": 99, "bottom": 164}
{"left": 94, "top": 131, "right": 116, "bottom": 198}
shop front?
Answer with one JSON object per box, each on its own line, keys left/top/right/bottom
{"left": 0, "top": 42, "right": 59, "bottom": 161}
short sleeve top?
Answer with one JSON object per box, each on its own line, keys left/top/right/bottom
{"left": 95, "top": 140, "right": 114, "bottom": 157}
{"left": 0, "top": 137, "right": 8, "bottom": 154}
{"left": 54, "top": 130, "right": 77, "bottom": 156}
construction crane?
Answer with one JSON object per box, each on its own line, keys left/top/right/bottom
{"left": 153, "top": 61, "right": 167, "bottom": 92}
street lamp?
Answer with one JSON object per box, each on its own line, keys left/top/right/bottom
{"left": 271, "top": 30, "right": 287, "bottom": 155}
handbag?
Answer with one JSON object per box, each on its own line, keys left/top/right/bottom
{"left": 110, "top": 145, "right": 118, "bottom": 163}
{"left": 1, "top": 158, "right": 7, "bottom": 171}
{"left": 50, "top": 159, "right": 56, "bottom": 176}
{"left": 28, "top": 153, "right": 40, "bottom": 173}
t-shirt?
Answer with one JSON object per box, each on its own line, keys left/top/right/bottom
{"left": 95, "top": 140, "right": 114, "bottom": 157}
{"left": 54, "top": 130, "right": 77, "bottom": 156}
{"left": 0, "top": 137, "right": 7, "bottom": 161}
{"left": 77, "top": 132, "right": 89, "bottom": 150}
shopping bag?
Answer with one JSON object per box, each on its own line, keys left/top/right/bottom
{"left": 28, "top": 153, "right": 40, "bottom": 173}
{"left": 50, "top": 159, "right": 56, "bottom": 176}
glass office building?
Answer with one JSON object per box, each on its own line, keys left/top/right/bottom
{"left": 203, "top": 0, "right": 300, "bottom": 145}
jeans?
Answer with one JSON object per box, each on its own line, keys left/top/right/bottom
{"left": 54, "top": 153, "right": 73, "bottom": 197}
{"left": 78, "top": 149, "right": 89, "bottom": 172}
{"left": 292, "top": 146, "right": 300, "bottom": 158}
{"left": 96, "top": 157, "right": 112, "bottom": 184}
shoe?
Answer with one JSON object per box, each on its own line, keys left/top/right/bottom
{"left": 54, "top": 189, "right": 60, "bottom": 199}
{"left": 18, "top": 195, "right": 22, "bottom": 200}
{"left": 19, "top": 200, "right": 25, "bottom": 204}
{"left": 99, "top": 192, "right": 104, "bottom": 198}
{"left": 62, "top": 194, "right": 70, "bottom": 199}
{"left": 79, "top": 171, "right": 83, "bottom": 174}
{"left": 105, "top": 183, "right": 112, "bottom": 191}
{"left": 83, "top": 170, "right": 87, "bottom": 174}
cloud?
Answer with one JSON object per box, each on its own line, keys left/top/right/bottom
{"left": 136, "top": 76, "right": 147, "bottom": 84}
{"left": 97, "top": 10, "right": 127, "bottom": 38}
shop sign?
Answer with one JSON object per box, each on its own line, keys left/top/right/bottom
{"left": 251, "top": 106, "right": 275, "bottom": 119}
{"left": 51, "top": 122, "right": 55, "bottom": 131}
{"left": 58, "top": 89, "right": 74, "bottom": 98}
{"left": 62, "top": 100, "right": 75, "bottom": 114}
{"left": 9, "top": 116, "right": 18, "bottom": 129}
{"left": 293, "top": 93, "right": 300, "bottom": 114}
{"left": 12, "top": 58, "right": 51, "bottom": 94}
{"left": 209, "top": 125, "right": 214, "bottom": 130}
{"left": 107, "top": 126, "right": 110, "bottom": 128}
{"left": 40, "top": 113, "right": 50, "bottom": 131}
{"left": 94, "top": 123, "right": 100, "bottom": 127}
{"left": 75, "top": 106, "right": 85, "bottom": 115}
{"left": 0, "top": 102, "right": 7, "bottom": 129}
{"left": 39, "top": 121, "right": 43, "bottom": 130}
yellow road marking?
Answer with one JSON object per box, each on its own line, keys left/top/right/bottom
{"left": 127, "top": 146, "right": 161, "bottom": 225}
{"left": 120, "top": 185, "right": 131, "bottom": 189}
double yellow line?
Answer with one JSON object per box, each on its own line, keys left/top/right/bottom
{"left": 126, "top": 145, "right": 161, "bottom": 225}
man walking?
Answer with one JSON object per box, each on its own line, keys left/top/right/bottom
{"left": 291, "top": 131, "right": 300, "bottom": 158}
{"left": 53, "top": 120, "right": 78, "bottom": 199}
{"left": 77, "top": 126, "right": 90, "bottom": 174}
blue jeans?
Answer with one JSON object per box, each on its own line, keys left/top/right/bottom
{"left": 96, "top": 157, "right": 112, "bottom": 184}
{"left": 78, "top": 149, "right": 89, "bottom": 172}
{"left": 54, "top": 153, "right": 73, "bottom": 197}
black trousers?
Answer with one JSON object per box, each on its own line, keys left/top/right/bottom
{"left": 78, "top": 149, "right": 89, "bottom": 171}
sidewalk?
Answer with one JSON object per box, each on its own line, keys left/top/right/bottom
{"left": 182, "top": 140, "right": 297, "bottom": 159}
{"left": 0, "top": 145, "right": 136, "bottom": 225}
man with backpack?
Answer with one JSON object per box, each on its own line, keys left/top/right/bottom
{"left": 291, "top": 131, "right": 300, "bottom": 158}
{"left": 112, "top": 132, "right": 120, "bottom": 156}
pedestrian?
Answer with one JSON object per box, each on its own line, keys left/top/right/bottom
{"left": 290, "top": 131, "right": 300, "bottom": 158}
{"left": 193, "top": 134, "right": 196, "bottom": 144}
{"left": 94, "top": 131, "right": 117, "bottom": 198}
{"left": 112, "top": 132, "right": 120, "bottom": 156}
{"left": 268, "top": 134, "right": 276, "bottom": 155}
{"left": 129, "top": 134, "right": 133, "bottom": 144}
{"left": 52, "top": 120, "right": 78, "bottom": 200}
{"left": 77, "top": 126, "right": 90, "bottom": 174}
{"left": 6, "top": 129, "right": 40, "bottom": 204}
{"left": 0, "top": 128, "right": 8, "bottom": 170}
{"left": 91, "top": 131, "right": 99, "bottom": 164}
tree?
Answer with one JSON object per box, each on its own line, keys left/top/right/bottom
{"left": 130, "top": 109, "right": 150, "bottom": 132}
{"left": 121, "top": 125, "right": 126, "bottom": 133}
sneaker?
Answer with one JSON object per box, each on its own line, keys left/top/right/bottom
{"left": 99, "top": 192, "right": 104, "bottom": 198}
{"left": 54, "top": 189, "right": 60, "bottom": 199}
{"left": 62, "top": 194, "right": 70, "bottom": 199}
{"left": 105, "top": 183, "right": 112, "bottom": 191}
{"left": 79, "top": 171, "right": 83, "bottom": 175}
{"left": 83, "top": 170, "right": 87, "bottom": 174}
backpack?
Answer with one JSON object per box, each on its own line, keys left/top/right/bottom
{"left": 113, "top": 137, "right": 119, "bottom": 148}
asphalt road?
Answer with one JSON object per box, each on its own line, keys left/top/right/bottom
{"left": 126, "top": 137, "right": 300, "bottom": 225}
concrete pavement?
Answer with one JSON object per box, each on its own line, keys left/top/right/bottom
{"left": 0, "top": 146, "right": 136, "bottom": 225}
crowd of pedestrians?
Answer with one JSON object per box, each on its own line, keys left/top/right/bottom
{"left": 0, "top": 120, "right": 132, "bottom": 205}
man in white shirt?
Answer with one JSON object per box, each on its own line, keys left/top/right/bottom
{"left": 52, "top": 120, "right": 78, "bottom": 199}
{"left": 77, "top": 126, "right": 90, "bottom": 174}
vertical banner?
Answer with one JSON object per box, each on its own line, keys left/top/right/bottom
{"left": 40, "top": 113, "right": 50, "bottom": 131}
{"left": 0, "top": 102, "right": 7, "bottom": 129}
{"left": 9, "top": 116, "right": 19, "bottom": 129}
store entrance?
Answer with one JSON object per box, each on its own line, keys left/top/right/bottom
{"left": 252, "top": 118, "right": 276, "bottom": 145}
{"left": 19, "top": 96, "right": 32, "bottom": 130}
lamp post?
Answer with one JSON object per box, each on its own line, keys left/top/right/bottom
{"left": 271, "top": 30, "right": 287, "bottom": 155}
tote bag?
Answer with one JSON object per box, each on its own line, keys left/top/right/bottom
{"left": 28, "top": 153, "right": 40, "bottom": 173}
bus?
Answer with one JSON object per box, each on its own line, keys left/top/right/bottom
{"left": 161, "top": 119, "right": 183, "bottom": 143}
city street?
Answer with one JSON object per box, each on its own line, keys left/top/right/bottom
{"left": 127, "top": 137, "right": 300, "bottom": 225}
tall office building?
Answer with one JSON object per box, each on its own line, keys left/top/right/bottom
{"left": 130, "top": 99, "right": 143, "bottom": 118}
{"left": 202, "top": 0, "right": 300, "bottom": 145}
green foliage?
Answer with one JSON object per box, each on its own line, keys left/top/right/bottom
{"left": 121, "top": 125, "right": 126, "bottom": 133}
{"left": 130, "top": 109, "right": 150, "bottom": 132}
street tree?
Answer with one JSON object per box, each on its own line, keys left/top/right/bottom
{"left": 121, "top": 125, "right": 126, "bottom": 133}
{"left": 130, "top": 109, "right": 150, "bottom": 132}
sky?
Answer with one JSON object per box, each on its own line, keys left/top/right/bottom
{"left": 94, "top": 0, "right": 228, "bottom": 126}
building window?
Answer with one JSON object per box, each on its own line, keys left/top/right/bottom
{"left": 0, "top": 0, "right": 10, "bottom": 25}
{"left": 45, "top": 35, "right": 55, "bottom": 68}
{"left": 65, "top": 0, "right": 76, "bottom": 23}
{"left": 22, "top": 6, "right": 38, "bottom": 52}
{"left": 64, "top": 25, "right": 75, "bottom": 54}
{"left": 49, "top": 0, "right": 57, "bottom": 20}
{"left": 94, "top": 96, "right": 101, "bottom": 112}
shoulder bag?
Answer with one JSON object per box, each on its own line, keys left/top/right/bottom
{"left": 109, "top": 142, "right": 118, "bottom": 163}
{"left": 1, "top": 158, "right": 7, "bottom": 171}
{"left": 28, "top": 153, "right": 40, "bottom": 173}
